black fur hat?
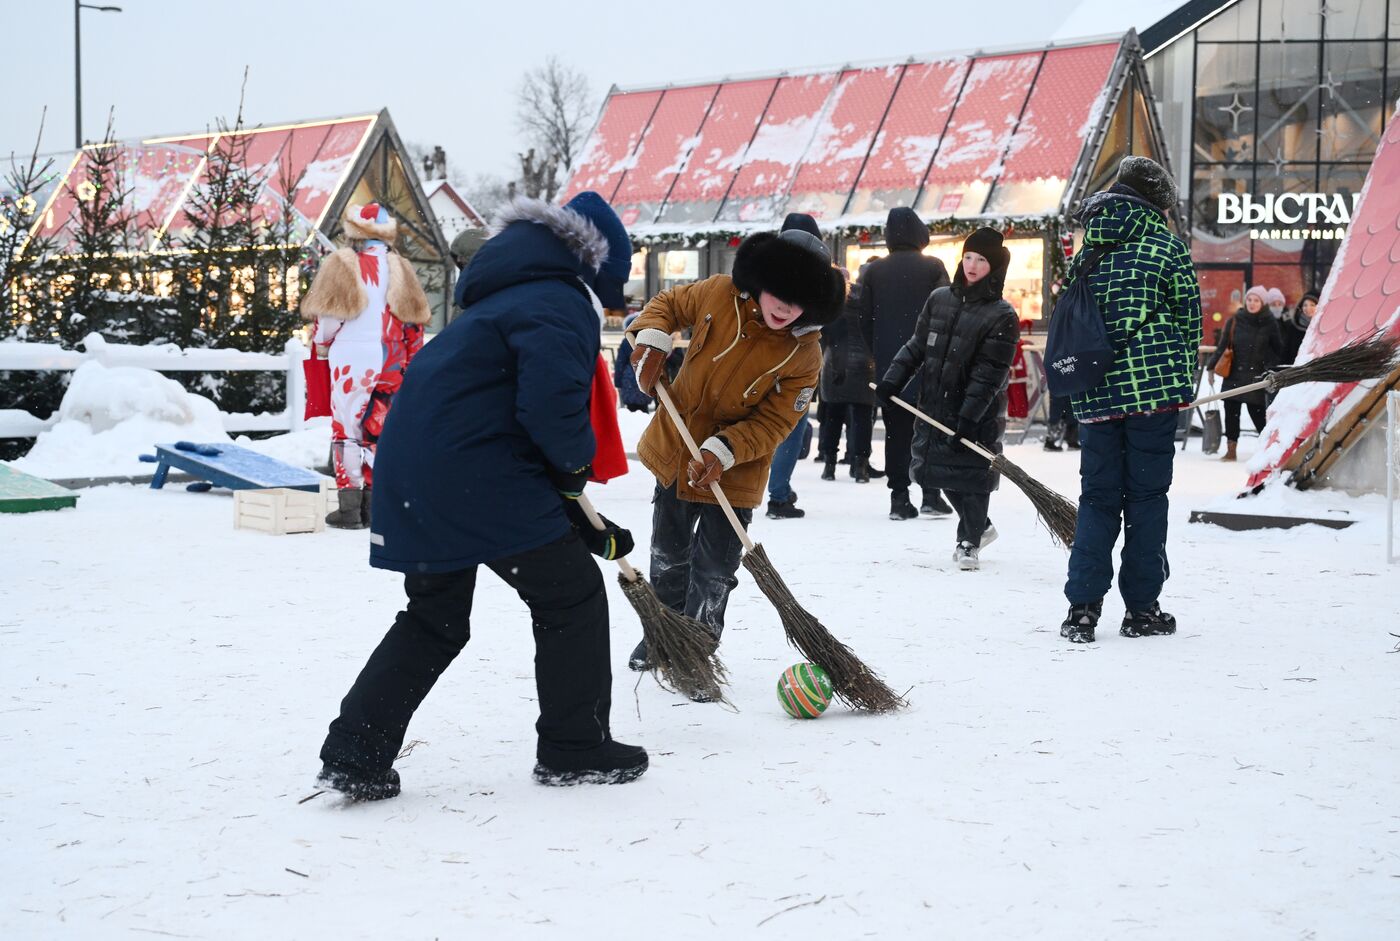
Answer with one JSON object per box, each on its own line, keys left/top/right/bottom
{"left": 731, "top": 231, "right": 846, "bottom": 329}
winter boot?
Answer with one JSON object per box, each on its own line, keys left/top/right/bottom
{"left": 360, "top": 487, "right": 372, "bottom": 528}
{"left": 534, "top": 739, "right": 649, "bottom": 786}
{"left": 766, "top": 492, "right": 806, "bottom": 519}
{"left": 1120, "top": 603, "right": 1177, "bottom": 638}
{"left": 627, "top": 638, "right": 650, "bottom": 672}
{"left": 952, "top": 541, "right": 980, "bottom": 571}
{"left": 980, "top": 521, "right": 998, "bottom": 549}
{"left": 1043, "top": 421, "right": 1064, "bottom": 451}
{"left": 920, "top": 491, "right": 953, "bottom": 518}
{"left": 813, "top": 450, "right": 832, "bottom": 464}
{"left": 820, "top": 460, "right": 836, "bottom": 481}
{"left": 326, "top": 489, "right": 367, "bottom": 530}
{"left": 316, "top": 762, "right": 401, "bottom": 801}
{"left": 1066, "top": 423, "right": 1080, "bottom": 450}
{"left": 852, "top": 457, "right": 871, "bottom": 483}
{"left": 889, "top": 489, "right": 918, "bottom": 521}
{"left": 1060, "top": 601, "right": 1102, "bottom": 644}
{"left": 868, "top": 464, "right": 886, "bottom": 479}
{"left": 1222, "top": 440, "right": 1238, "bottom": 462}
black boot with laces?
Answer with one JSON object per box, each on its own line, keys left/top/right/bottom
{"left": 1061, "top": 601, "right": 1102, "bottom": 644}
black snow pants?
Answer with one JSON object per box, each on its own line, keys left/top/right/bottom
{"left": 320, "top": 532, "right": 611, "bottom": 773}
{"left": 650, "top": 482, "right": 752, "bottom": 638}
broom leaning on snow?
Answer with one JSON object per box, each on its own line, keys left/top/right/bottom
{"left": 653, "top": 383, "right": 905, "bottom": 714}
{"left": 872, "top": 385, "right": 1079, "bottom": 548}
{"left": 574, "top": 493, "right": 730, "bottom": 706}
{"left": 1188, "top": 328, "right": 1400, "bottom": 409}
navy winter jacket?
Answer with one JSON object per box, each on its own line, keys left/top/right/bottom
{"left": 368, "top": 207, "right": 601, "bottom": 573}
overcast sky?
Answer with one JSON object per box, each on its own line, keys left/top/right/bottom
{"left": 5, "top": 0, "right": 1121, "bottom": 182}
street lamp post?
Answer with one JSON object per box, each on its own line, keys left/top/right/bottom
{"left": 75, "top": 0, "right": 122, "bottom": 148}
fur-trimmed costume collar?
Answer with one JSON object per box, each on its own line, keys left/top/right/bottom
{"left": 490, "top": 197, "right": 610, "bottom": 273}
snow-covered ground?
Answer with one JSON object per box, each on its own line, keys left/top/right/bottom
{"left": 3, "top": 425, "right": 1398, "bottom": 938}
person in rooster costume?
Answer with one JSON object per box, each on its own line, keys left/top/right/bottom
{"left": 301, "top": 203, "right": 431, "bottom": 529}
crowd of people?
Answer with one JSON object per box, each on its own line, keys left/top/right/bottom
{"left": 1207, "top": 284, "right": 1315, "bottom": 460}
{"left": 304, "top": 155, "right": 1207, "bottom": 801}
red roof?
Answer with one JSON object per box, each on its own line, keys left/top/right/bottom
{"left": 28, "top": 115, "right": 377, "bottom": 254}
{"left": 561, "top": 38, "right": 1125, "bottom": 231}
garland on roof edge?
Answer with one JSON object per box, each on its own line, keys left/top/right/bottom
{"left": 629, "top": 214, "right": 1072, "bottom": 290}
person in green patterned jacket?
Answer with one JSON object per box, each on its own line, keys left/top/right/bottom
{"left": 1060, "top": 156, "right": 1202, "bottom": 645}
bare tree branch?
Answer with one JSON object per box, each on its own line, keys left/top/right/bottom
{"left": 516, "top": 56, "right": 595, "bottom": 174}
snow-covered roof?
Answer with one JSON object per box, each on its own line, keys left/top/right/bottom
{"left": 560, "top": 36, "right": 1130, "bottom": 232}
{"left": 22, "top": 113, "right": 383, "bottom": 255}
{"left": 422, "top": 179, "right": 486, "bottom": 229}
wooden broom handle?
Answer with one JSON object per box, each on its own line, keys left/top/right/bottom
{"left": 652, "top": 383, "right": 758, "bottom": 553}
{"left": 1186, "top": 379, "right": 1271, "bottom": 409}
{"left": 574, "top": 492, "right": 641, "bottom": 582}
{"left": 871, "top": 384, "right": 998, "bottom": 463}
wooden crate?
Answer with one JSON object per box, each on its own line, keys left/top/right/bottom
{"left": 234, "top": 487, "right": 325, "bottom": 535}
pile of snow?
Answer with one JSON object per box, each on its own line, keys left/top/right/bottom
{"left": 11, "top": 361, "right": 230, "bottom": 479}
{"left": 237, "top": 419, "right": 331, "bottom": 470}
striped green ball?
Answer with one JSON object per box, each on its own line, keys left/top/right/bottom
{"left": 777, "top": 663, "right": 833, "bottom": 719}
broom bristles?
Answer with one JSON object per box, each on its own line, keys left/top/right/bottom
{"left": 618, "top": 573, "right": 730, "bottom": 706}
{"left": 988, "top": 453, "right": 1079, "bottom": 547}
{"left": 741, "top": 545, "right": 905, "bottom": 713}
{"left": 1272, "top": 329, "right": 1400, "bottom": 390}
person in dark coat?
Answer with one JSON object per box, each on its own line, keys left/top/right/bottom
{"left": 316, "top": 192, "right": 649, "bottom": 799}
{"left": 614, "top": 313, "right": 654, "bottom": 412}
{"left": 876, "top": 227, "right": 1020, "bottom": 571}
{"left": 1207, "top": 285, "right": 1284, "bottom": 461}
{"left": 858, "top": 207, "right": 953, "bottom": 520}
{"left": 818, "top": 273, "right": 877, "bottom": 482}
{"left": 1279, "top": 291, "right": 1317, "bottom": 365}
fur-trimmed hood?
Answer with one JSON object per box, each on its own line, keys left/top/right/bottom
{"left": 300, "top": 246, "right": 432, "bottom": 325}
{"left": 454, "top": 197, "right": 609, "bottom": 310}
{"left": 489, "top": 197, "right": 610, "bottom": 274}
{"left": 730, "top": 231, "right": 846, "bottom": 330}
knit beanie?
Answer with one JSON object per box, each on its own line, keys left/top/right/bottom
{"left": 564, "top": 191, "right": 631, "bottom": 280}
{"left": 780, "top": 212, "right": 823, "bottom": 240}
{"left": 1116, "top": 156, "right": 1178, "bottom": 213}
{"left": 1265, "top": 287, "right": 1287, "bottom": 309}
{"left": 1245, "top": 285, "right": 1269, "bottom": 306}
{"left": 565, "top": 191, "right": 633, "bottom": 307}
{"left": 962, "top": 226, "right": 1010, "bottom": 270}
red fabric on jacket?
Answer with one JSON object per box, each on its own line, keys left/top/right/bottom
{"left": 588, "top": 353, "right": 629, "bottom": 483}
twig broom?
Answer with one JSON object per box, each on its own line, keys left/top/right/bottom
{"left": 1189, "top": 328, "right": 1400, "bottom": 409}
{"left": 653, "top": 384, "right": 904, "bottom": 713}
{"left": 875, "top": 386, "right": 1079, "bottom": 547}
{"left": 575, "top": 493, "right": 729, "bottom": 705}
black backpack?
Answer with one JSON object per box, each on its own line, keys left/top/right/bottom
{"left": 1044, "top": 248, "right": 1112, "bottom": 397}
